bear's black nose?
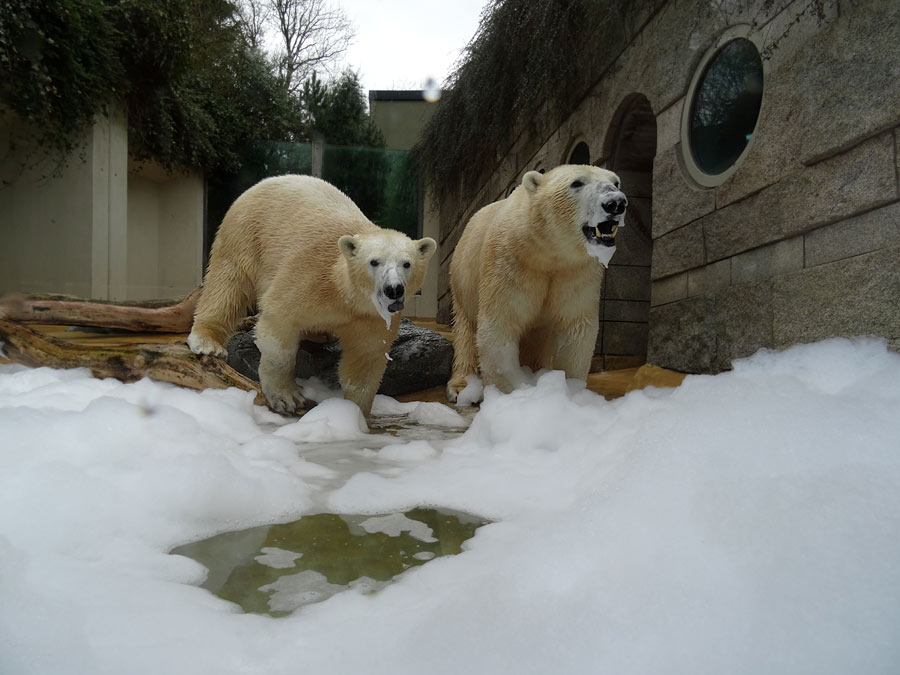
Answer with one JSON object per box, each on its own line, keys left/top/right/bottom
{"left": 384, "top": 283, "right": 405, "bottom": 300}
{"left": 602, "top": 197, "right": 627, "bottom": 216}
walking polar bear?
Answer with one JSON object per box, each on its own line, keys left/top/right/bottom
{"left": 188, "top": 175, "right": 437, "bottom": 416}
{"left": 446, "top": 165, "right": 627, "bottom": 402}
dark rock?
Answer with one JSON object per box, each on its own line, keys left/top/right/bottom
{"left": 225, "top": 319, "right": 453, "bottom": 396}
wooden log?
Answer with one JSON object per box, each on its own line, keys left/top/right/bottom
{"left": 0, "top": 319, "right": 266, "bottom": 405}
{"left": 0, "top": 288, "right": 201, "bottom": 332}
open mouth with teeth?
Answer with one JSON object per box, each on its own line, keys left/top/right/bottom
{"left": 582, "top": 221, "right": 619, "bottom": 248}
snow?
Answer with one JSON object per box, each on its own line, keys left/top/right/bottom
{"left": 1, "top": 337, "right": 900, "bottom": 674}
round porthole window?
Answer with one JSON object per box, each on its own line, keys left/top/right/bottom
{"left": 682, "top": 28, "right": 764, "bottom": 187}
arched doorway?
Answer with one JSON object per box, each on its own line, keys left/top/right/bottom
{"left": 596, "top": 94, "right": 656, "bottom": 370}
{"left": 568, "top": 140, "right": 591, "bottom": 165}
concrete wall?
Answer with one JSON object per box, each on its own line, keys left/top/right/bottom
{"left": 0, "top": 107, "right": 126, "bottom": 298}
{"left": 0, "top": 107, "right": 204, "bottom": 302}
{"left": 127, "top": 161, "right": 204, "bottom": 301}
{"left": 435, "top": 0, "right": 900, "bottom": 372}
{"left": 370, "top": 91, "right": 441, "bottom": 318}
{"left": 370, "top": 91, "right": 438, "bottom": 152}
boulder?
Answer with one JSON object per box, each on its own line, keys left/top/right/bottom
{"left": 226, "top": 319, "right": 453, "bottom": 396}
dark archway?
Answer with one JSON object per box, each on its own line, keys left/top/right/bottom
{"left": 568, "top": 140, "right": 590, "bottom": 165}
{"left": 596, "top": 94, "right": 656, "bottom": 370}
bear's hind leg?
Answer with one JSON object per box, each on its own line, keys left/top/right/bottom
{"left": 447, "top": 311, "right": 478, "bottom": 403}
{"left": 188, "top": 259, "right": 255, "bottom": 358}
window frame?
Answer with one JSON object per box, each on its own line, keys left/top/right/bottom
{"left": 680, "top": 25, "right": 766, "bottom": 188}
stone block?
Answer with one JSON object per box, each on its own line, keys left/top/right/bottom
{"left": 651, "top": 272, "right": 687, "bottom": 307}
{"left": 896, "top": 126, "right": 900, "bottom": 181}
{"left": 804, "top": 201, "right": 900, "bottom": 268}
{"left": 704, "top": 133, "right": 897, "bottom": 262}
{"left": 731, "top": 237, "right": 803, "bottom": 285}
{"left": 605, "top": 265, "right": 652, "bottom": 301}
{"left": 634, "top": 0, "right": 735, "bottom": 114}
{"left": 648, "top": 295, "right": 716, "bottom": 373}
{"left": 773, "top": 242, "right": 900, "bottom": 351}
{"left": 652, "top": 221, "right": 705, "bottom": 280}
{"left": 687, "top": 259, "right": 731, "bottom": 297}
{"left": 603, "top": 354, "right": 647, "bottom": 371}
{"left": 711, "top": 0, "right": 839, "bottom": 205}
{"left": 604, "top": 299, "right": 650, "bottom": 323}
{"left": 758, "top": 0, "right": 839, "bottom": 71}
{"left": 798, "top": 0, "right": 900, "bottom": 164}
{"left": 438, "top": 257, "right": 451, "bottom": 299}
{"left": 652, "top": 146, "right": 715, "bottom": 238}
{"left": 713, "top": 42, "right": 805, "bottom": 207}
{"left": 616, "top": 171, "right": 652, "bottom": 200}
{"left": 436, "top": 293, "right": 452, "bottom": 326}
{"left": 654, "top": 99, "right": 683, "bottom": 155}
{"left": 593, "top": 320, "right": 604, "bottom": 354}
{"left": 603, "top": 321, "right": 649, "bottom": 355}
{"left": 611, "top": 203, "right": 653, "bottom": 266}
{"left": 712, "top": 280, "right": 774, "bottom": 370}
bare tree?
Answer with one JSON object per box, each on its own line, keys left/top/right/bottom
{"left": 235, "top": 0, "right": 270, "bottom": 52}
{"left": 267, "top": 0, "right": 355, "bottom": 95}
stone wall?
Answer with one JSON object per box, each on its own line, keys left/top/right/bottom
{"left": 436, "top": 0, "right": 900, "bottom": 373}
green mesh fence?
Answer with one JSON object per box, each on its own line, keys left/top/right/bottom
{"left": 206, "top": 141, "right": 419, "bottom": 264}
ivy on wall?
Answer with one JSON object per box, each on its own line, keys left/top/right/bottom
{"left": 412, "top": 0, "right": 832, "bottom": 212}
{"left": 412, "top": 0, "right": 627, "bottom": 207}
{"left": 0, "top": 0, "right": 124, "bottom": 161}
{"left": 0, "top": 0, "right": 302, "bottom": 173}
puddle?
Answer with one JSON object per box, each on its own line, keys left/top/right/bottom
{"left": 172, "top": 508, "right": 488, "bottom": 617}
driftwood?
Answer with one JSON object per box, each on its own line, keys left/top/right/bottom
{"left": 0, "top": 288, "right": 201, "bottom": 332}
{"left": 0, "top": 319, "right": 266, "bottom": 405}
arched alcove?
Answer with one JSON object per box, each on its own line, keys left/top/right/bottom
{"left": 567, "top": 140, "right": 590, "bottom": 165}
{"left": 596, "top": 94, "right": 656, "bottom": 370}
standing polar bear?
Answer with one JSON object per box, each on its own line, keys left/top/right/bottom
{"left": 188, "top": 175, "right": 436, "bottom": 416}
{"left": 446, "top": 165, "right": 627, "bottom": 402}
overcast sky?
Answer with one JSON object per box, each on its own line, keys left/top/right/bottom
{"left": 337, "top": 0, "right": 488, "bottom": 93}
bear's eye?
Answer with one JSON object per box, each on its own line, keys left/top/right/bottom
{"left": 403, "top": 261, "right": 411, "bottom": 269}
{"left": 369, "top": 259, "right": 379, "bottom": 267}
{"left": 570, "top": 180, "right": 584, "bottom": 189}
{"left": 613, "top": 179, "right": 620, "bottom": 188}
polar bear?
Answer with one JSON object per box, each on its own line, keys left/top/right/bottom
{"left": 446, "top": 165, "right": 627, "bottom": 402}
{"left": 188, "top": 174, "right": 437, "bottom": 416}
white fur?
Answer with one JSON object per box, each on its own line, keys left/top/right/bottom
{"left": 188, "top": 174, "right": 436, "bottom": 417}
{"left": 447, "top": 165, "right": 626, "bottom": 403}
{"left": 586, "top": 244, "right": 617, "bottom": 268}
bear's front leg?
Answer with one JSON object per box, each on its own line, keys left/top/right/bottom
{"left": 476, "top": 321, "right": 527, "bottom": 394}
{"left": 552, "top": 314, "right": 600, "bottom": 381}
{"left": 255, "top": 314, "right": 308, "bottom": 415}
{"left": 336, "top": 321, "right": 398, "bottom": 417}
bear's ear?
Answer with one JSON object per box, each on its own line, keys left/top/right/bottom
{"left": 338, "top": 234, "right": 359, "bottom": 259}
{"left": 522, "top": 171, "right": 543, "bottom": 193}
{"left": 416, "top": 237, "right": 437, "bottom": 261}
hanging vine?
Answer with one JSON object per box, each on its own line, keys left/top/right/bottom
{"left": 411, "top": 0, "right": 627, "bottom": 206}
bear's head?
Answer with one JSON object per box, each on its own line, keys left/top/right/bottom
{"left": 338, "top": 231, "right": 437, "bottom": 324}
{"left": 521, "top": 165, "right": 627, "bottom": 268}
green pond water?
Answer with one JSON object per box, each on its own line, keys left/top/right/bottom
{"left": 172, "top": 508, "right": 487, "bottom": 617}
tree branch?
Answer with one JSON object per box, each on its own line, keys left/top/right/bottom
{"left": 0, "top": 288, "right": 201, "bottom": 333}
{"left": 0, "top": 319, "right": 265, "bottom": 403}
